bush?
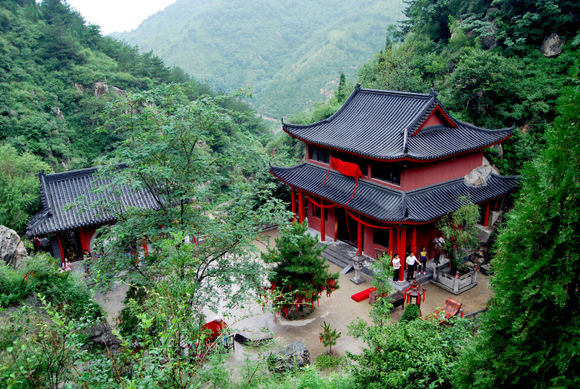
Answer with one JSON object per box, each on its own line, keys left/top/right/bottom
{"left": 400, "top": 303, "right": 420, "bottom": 322}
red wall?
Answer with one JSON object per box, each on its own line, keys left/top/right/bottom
{"left": 401, "top": 151, "right": 483, "bottom": 191}
{"left": 79, "top": 226, "right": 97, "bottom": 253}
{"left": 307, "top": 199, "right": 336, "bottom": 241}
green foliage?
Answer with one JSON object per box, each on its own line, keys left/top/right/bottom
{"left": 0, "top": 0, "right": 193, "bottom": 170}
{"left": 315, "top": 353, "right": 348, "bottom": 371}
{"left": 262, "top": 222, "right": 339, "bottom": 313}
{"left": 116, "top": 0, "right": 406, "bottom": 117}
{"left": 349, "top": 317, "right": 474, "bottom": 389}
{"left": 319, "top": 321, "right": 342, "bottom": 354}
{"left": 0, "top": 143, "right": 51, "bottom": 233}
{"left": 400, "top": 303, "right": 420, "bottom": 322}
{"left": 369, "top": 253, "right": 394, "bottom": 324}
{"left": 437, "top": 196, "right": 481, "bottom": 272}
{"left": 0, "top": 254, "right": 102, "bottom": 320}
{"left": 454, "top": 88, "right": 580, "bottom": 388}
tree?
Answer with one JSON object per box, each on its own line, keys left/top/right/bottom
{"left": 319, "top": 321, "right": 341, "bottom": 354}
{"left": 349, "top": 317, "right": 474, "bottom": 389}
{"left": 368, "top": 252, "right": 393, "bottom": 325}
{"left": 88, "top": 84, "right": 284, "bottom": 386}
{"left": 0, "top": 144, "right": 50, "bottom": 233}
{"left": 437, "top": 196, "right": 480, "bottom": 273}
{"left": 261, "top": 222, "right": 339, "bottom": 318}
{"left": 454, "top": 88, "right": 580, "bottom": 388}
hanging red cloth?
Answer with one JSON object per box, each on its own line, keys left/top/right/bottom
{"left": 322, "top": 157, "right": 363, "bottom": 205}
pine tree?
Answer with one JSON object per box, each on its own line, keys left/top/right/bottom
{"left": 262, "top": 222, "right": 339, "bottom": 317}
{"left": 455, "top": 88, "right": 580, "bottom": 388}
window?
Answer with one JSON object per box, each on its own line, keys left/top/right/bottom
{"left": 372, "top": 163, "right": 401, "bottom": 185}
{"left": 373, "top": 229, "right": 389, "bottom": 247}
{"left": 309, "top": 145, "right": 330, "bottom": 164}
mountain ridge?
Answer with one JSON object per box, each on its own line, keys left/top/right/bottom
{"left": 114, "top": 0, "right": 405, "bottom": 117}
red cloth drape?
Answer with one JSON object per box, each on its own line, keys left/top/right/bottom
{"left": 322, "top": 157, "right": 363, "bottom": 205}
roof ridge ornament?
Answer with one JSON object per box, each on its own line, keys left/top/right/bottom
{"left": 429, "top": 88, "right": 438, "bottom": 97}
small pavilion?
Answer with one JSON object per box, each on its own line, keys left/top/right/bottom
{"left": 26, "top": 167, "right": 158, "bottom": 261}
{"left": 270, "top": 85, "right": 519, "bottom": 281}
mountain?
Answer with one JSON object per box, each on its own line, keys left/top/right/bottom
{"left": 115, "top": 0, "right": 405, "bottom": 117}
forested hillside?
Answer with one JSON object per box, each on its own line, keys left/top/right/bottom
{"left": 115, "top": 0, "right": 405, "bottom": 117}
{"left": 0, "top": 0, "right": 194, "bottom": 169}
{"left": 297, "top": 0, "right": 579, "bottom": 177}
{"left": 0, "top": 0, "right": 276, "bottom": 234}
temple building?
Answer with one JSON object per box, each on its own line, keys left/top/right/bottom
{"left": 270, "top": 85, "right": 519, "bottom": 280}
{"left": 26, "top": 168, "right": 158, "bottom": 261}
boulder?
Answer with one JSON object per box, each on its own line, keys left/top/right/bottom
{"left": 86, "top": 321, "right": 121, "bottom": 350}
{"left": 541, "top": 33, "right": 564, "bottom": 58}
{"left": 0, "top": 226, "right": 28, "bottom": 268}
{"left": 267, "top": 341, "right": 310, "bottom": 373}
{"left": 481, "top": 35, "right": 497, "bottom": 50}
{"left": 464, "top": 164, "right": 493, "bottom": 187}
{"left": 234, "top": 331, "right": 273, "bottom": 346}
{"left": 475, "top": 224, "right": 494, "bottom": 243}
{"left": 94, "top": 82, "right": 109, "bottom": 97}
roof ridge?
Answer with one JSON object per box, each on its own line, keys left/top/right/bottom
{"left": 282, "top": 85, "right": 361, "bottom": 129}
{"left": 455, "top": 120, "right": 515, "bottom": 133}
{"left": 44, "top": 167, "right": 98, "bottom": 181}
{"left": 407, "top": 173, "right": 520, "bottom": 195}
{"left": 358, "top": 87, "right": 431, "bottom": 98}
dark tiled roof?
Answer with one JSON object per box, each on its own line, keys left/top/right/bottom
{"left": 27, "top": 167, "right": 159, "bottom": 236}
{"left": 282, "top": 85, "right": 513, "bottom": 161}
{"left": 270, "top": 163, "right": 519, "bottom": 223}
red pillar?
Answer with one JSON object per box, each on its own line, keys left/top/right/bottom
{"left": 291, "top": 187, "right": 296, "bottom": 223}
{"left": 399, "top": 227, "right": 407, "bottom": 281}
{"left": 357, "top": 219, "right": 362, "bottom": 255}
{"left": 298, "top": 190, "right": 304, "bottom": 224}
{"left": 388, "top": 227, "right": 394, "bottom": 254}
{"left": 411, "top": 226, "right": 417, "bottom": 255}
{"left": 57, "top": 233, "right": 65, "bottom": 262}
{"left": 483, "top": 202, "right": 490, "bottom": 227}
{"left": 320, "top": 204, "right": 326, "bottom": 242}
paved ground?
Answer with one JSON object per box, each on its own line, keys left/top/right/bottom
{"left": 86, "top": 227, "right": 493, "bottom": 365}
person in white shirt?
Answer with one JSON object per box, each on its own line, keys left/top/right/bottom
{"left": 392, "top": 254, "right": 401, "bottom": 282}
{"left": 406, "top": 251, "right": 418, "bottom": 281}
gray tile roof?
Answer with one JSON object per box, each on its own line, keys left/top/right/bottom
{"left": 270, "top": 163, "right": 519, "bottom": 223}
{"left": 27, "top": 167, "right": 159, "bottom": 236}
{"left": 282, "top": 85, "right": 513, "bottom": 161}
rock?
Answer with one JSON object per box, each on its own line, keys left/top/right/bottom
{"left": 267, "top": 341, "right": 310, "bottom": 373}
{"left": 475, "top": 224, "right": 493, "bottom": 243}
{"left": 464, "top": 164, "right": 493, "bottom": 187}
{"left": 73, "top": 83, "right": 85, "bottom": 92}
{"left": 53, "top": 106, "right": 65, "bottom": 121}
{"left": 481, "top": 35, "right": 497, "bottom": 50}
{"left": 489, "top": 210, "right": 502, "bottom": 227}
{"left": 234, "top": 332, "right": 273, "bottom": 346}
{"left": 94, "top": 82, "right": 109, "bottom": 97}
{"left": 541, "top": 33, "right": 564, "bottom": 58}
{"left": 110, "top": 86, "right": 126, "bottom": 95}
{"left": 86, "top": 321, "right": 121, "bottom": 350}
{"left": 0, "top": 226, "right": 28, "bottom": 268}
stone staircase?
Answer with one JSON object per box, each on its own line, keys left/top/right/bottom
{"left": 319, "top": 242, "right": 374, "bottom": 277}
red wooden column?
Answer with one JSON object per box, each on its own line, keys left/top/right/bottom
{"left": 399, "top": 226, "right": 407, "bottom": 281}
{"left": 411, "top": 226, "right": 417, "bottom": 255}
{"left": 357, "top": 219, "right": 363, "bottom": 255}
{"left": 483, "top": 202, "right": 490, "bottom": 227}
{"left": 291, "top": 187, "right": 296, "bottom": 223}
{"left": 298, "top": 190, "right": 305, "bottom": 224}
{"left": 388, "top": 227, "right": 394, "bottom": 254}
{"left": 57, "top": 234, "right": 65, "bottom": 262}
{"left": 320, "top": 202, "right": 326, "bottom": 242}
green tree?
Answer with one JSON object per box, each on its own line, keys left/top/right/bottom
{"left": 454, "top": 88, "right": 580, "bottom": 388}
{"left": 437, "top": 196, "right": 481, "bottom": 273}
{"left": 261, "top": 222, "right": 339, "bottom": 317}
{"left": 0, "top": 143, "right": 50, "bottom": 233}
{"left": 319, "top": 321, "right": 341, "bottom": 354}
{"left": 349, "top": 317, "right": 474, "bottom": 389}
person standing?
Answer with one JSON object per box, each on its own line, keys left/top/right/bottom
{"left": 392, "top": 253, "right": 401, "bottom": 282}
{"left": 434, "top": 234, "right": 445, "bottom": 264}
{"left": 406, "top": 251, "right": 418, "bottom": 281}
{"left": 419, "top": 246, "right": 428, "bottom": 275}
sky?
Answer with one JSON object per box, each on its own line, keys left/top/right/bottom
{"left": 66, "top": 0, "right": 176, "bottom": 35}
